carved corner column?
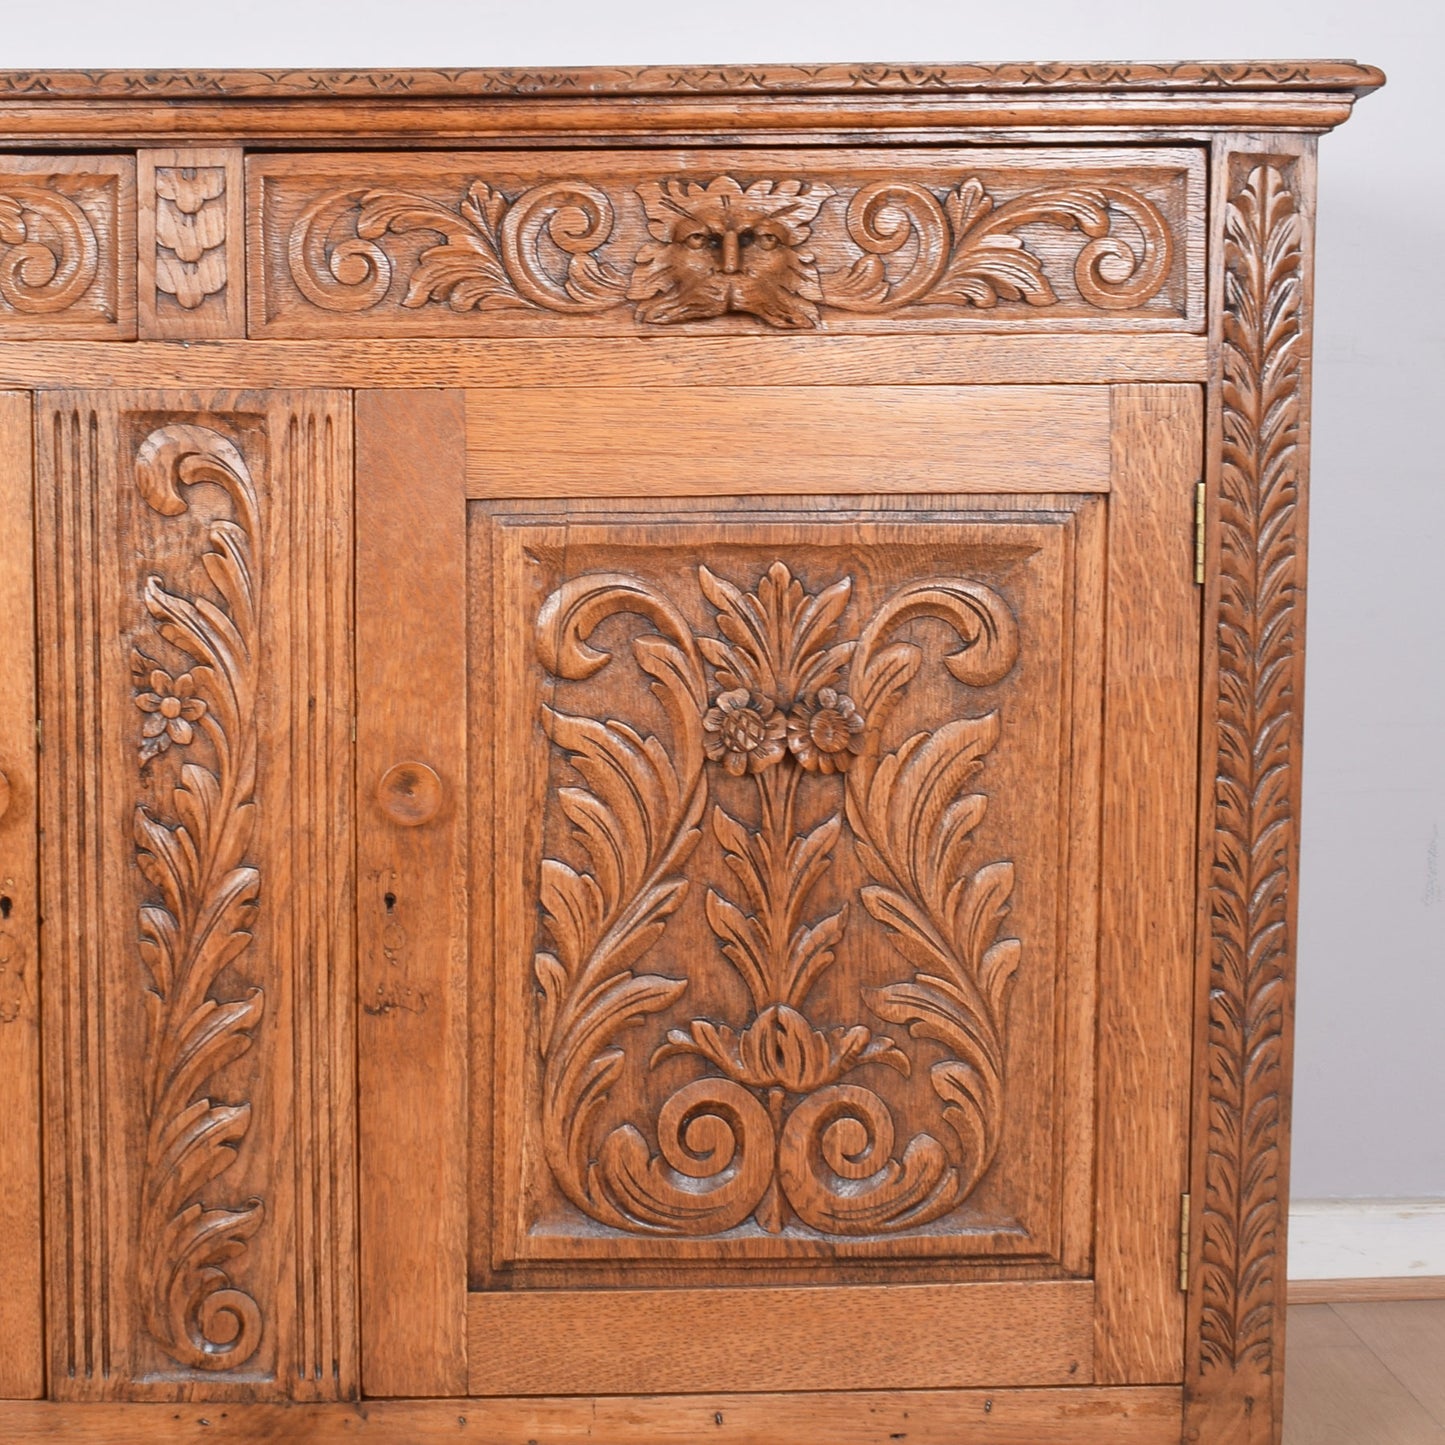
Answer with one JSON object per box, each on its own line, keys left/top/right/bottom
{"left": 1184, "top": 135, "right": 1317, "bottom": 1445}
{"left": 37, "top": 391, "right": 356, "bottom": 1400}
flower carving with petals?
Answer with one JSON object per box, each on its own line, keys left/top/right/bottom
{"left": 788, "top": 687, "right": 866, "bottom": 773}
{"left": 703, "top": 688, "right": 787, "bottom": 775}
{"left": 135, "top": 667, "right": 207, "bottom": 762}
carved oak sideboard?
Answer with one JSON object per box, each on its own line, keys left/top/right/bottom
{"left": 0, "top": 61, "right": 1382, "bottom": 1445}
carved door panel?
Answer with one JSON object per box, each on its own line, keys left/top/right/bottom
{"left": 356, "top": 381, "right": 1202, "bottom": 1399}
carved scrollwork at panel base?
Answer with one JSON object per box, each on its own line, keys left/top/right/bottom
{"left": 533, "top": 560, "right": 1022, "bottom": 1239}
{"left": 131, "top": 424, "right": 266, "bottom": 1372}
{"left": 286, "top": 172, "right": 1174, "bottom": 330}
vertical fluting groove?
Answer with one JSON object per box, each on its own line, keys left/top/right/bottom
{"left": 51, "top": 408, "right": 80, "bottom": 1379}
{"left": 87, "top": 408, "right": 111, "bottom": 1379}
{"left": 287, "top": 408, "right": 309, "bottom": 1385}
{"left": 306, "top": 407, "right": 322, "bottom": 1384}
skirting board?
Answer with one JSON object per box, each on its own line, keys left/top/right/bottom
{"left": 1289, "top": 1198, "right": 1445, "bottom": 1288}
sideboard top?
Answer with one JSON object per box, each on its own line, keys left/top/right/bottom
{"left": 0, "top": 59, "right": 1383, "bottom": 145}
{"left": 0, "top": 59, "right": 1386, "bottom": 100}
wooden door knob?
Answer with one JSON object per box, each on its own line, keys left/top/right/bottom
{"left": 376, "top": 761, "right": 443, "bottom": 826}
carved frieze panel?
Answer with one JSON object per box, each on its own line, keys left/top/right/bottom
{"left": 0, "top": 156, "right": 135, "bottom": 337}
{"left": 481, "top": 505, "right": 1101, "bottom": 1272}
{"left": 37, "top": 391, "right": 356, "bottom": 1400}
{"left": 250, "top": 148, "right": 1204, "bottom": 337}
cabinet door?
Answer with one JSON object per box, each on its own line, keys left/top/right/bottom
{"left": 356, "top": 381, "right": 1201, "bottom": 1398}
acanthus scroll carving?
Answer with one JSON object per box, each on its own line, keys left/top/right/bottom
{"left": 1197, "top": 160, "right": 1303, "bottom": 1380}
{"left": 0, "top": 183, "right": 99, "bottom": 314}
{"left": 132, "top": 424, "right": 265, "bottom": 1371}
{"left": 287, "top": 171, "right": 1173, "bottom": 329}
{"left": 534, "top": 561, "right": 1021, "bottom": 1238}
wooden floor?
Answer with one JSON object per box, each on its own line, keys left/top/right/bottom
{"left": 1286, "top": 1300, "right": 1445, "bottom": 1443}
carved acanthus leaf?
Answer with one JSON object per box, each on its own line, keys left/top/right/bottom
{"left": 533, "top": 560, "right": 1023, "bottom": 1240}
{"left": 132, "top": 424, "right": 265, "bottom": 1372}
{"left": 1197, "top": 160, "right": 1303, "bottom": 1380}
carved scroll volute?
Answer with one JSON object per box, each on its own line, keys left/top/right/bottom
{"left": 1186, "top": 144, "right": 1313, "bottom": 1445}
{"left": 0, "top": 158, "right": 134, "bottom": 336}
{"left": 132, "top": 424, "right": 265, "bottom": 1372}
{"left": 0, "top": 185, "right": 98, "bottom": 313}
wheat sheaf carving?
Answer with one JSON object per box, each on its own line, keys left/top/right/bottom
{"left": 288, "top": 172, "right": 1172, "bottom": 328}
{"left": 533, "top": 562, "right": 1021, "bottom": 1238}
{"left": 1198, "top": 161, "right": 1302, "bottom": 1376}
{"left": 132, "top": 423, "right": 265, "bottom": 1371}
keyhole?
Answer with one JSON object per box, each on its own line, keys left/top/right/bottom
{"left": 383, "top": 891, "right": 396, "bottom": 913}
{"left": 0, "top": 895, "right": 11, "bottom": 919}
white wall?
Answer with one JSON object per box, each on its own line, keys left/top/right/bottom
{"left": 6, "top": 0, "right": 1442, "bottom": 1202}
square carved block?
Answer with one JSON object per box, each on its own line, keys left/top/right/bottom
{"left": 0, "top": 157, "right": 135, "bottom": 338}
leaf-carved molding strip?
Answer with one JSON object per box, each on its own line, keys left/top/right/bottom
{"left": 0, "top": 60, "right": 1386, "bottom": 99}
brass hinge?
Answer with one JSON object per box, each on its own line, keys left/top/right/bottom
{"left": 1179, "top": 1192, "right": 1192, "bottom": 1293}
{"left": 1193, "top": 481, "right": 1207, "bottom": 585}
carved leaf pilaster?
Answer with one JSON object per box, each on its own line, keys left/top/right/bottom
{"left": 131, "top": 424, "right": 266, "bottom": 1373}
{"left": 1190, "top": 151, "right": 1310, "bottom": 1442}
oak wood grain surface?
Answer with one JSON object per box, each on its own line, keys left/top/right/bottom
{"left": 0, "top": 391, "right": 42, "bottom": 1400}
{"left": 0, "top": 334, "right": 1211, "bottom": 390}
{"left": 0, "top": 57, "right": 1383, "bottom": 1445}
{"left": 467, "top": 384, "right": 1113, "bottom": 497}
{"left": 0, "top": 1387, "right": 1185, "bottom": 1443}
{"left": 1094, "top": 384, "right": 1201, "bottom": 1384}
{"left": 355, "top": 391, "right": 470, "bottom": 1397}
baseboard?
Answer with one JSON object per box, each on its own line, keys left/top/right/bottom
{"left": 1288, "top": 1197, "right": 1445, "bottom": 1296}
{"left": 1288, "top": 1275, "right": 1445, "bottom": 1305}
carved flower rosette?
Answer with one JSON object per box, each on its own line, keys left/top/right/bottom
{"left": 529, "top": 558, "right": 1025, "bottom": 1244}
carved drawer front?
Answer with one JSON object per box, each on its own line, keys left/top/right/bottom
{"left": 0, "top": 156, "right": 135, "bottom": 338}
{"left": 250, "top": 147, "right": 1205, "bottom": 338}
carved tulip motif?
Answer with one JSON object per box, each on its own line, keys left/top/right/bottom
{"left": 534, "top": 558, "right": 1025, "bottom": 1240}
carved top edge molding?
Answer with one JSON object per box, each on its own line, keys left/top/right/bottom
{"left": 0, "top": 59, "right": 1385, "bottom": 100}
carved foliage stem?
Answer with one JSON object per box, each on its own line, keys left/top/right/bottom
{"left": 1198, "top": 160, "right": 1303, "bottom": 1379}
{"left": 132, "top": 424, "right": 265, "bottom": 1371}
